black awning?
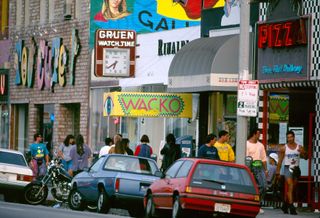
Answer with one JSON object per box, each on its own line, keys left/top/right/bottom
{"left": 168, "top": 34, "right": 240, "bottom": 92}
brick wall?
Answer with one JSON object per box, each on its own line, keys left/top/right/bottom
{"left": 9, "top": 0, "right": 90, "bottom": 147}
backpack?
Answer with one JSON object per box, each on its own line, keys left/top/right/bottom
{"left": 137, "top": 144, "right": 151, "bottom": 158}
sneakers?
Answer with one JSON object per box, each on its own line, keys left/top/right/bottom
{"left": 259, "top": 208, "right": 264, "bottom": 214}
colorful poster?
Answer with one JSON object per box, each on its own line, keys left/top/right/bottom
{"left": 90, "top": 0, "right": 225, "bottom": 47}
{"left": 269, "top": 94, "right": 289, "bottom": 123}
{"left": 103, "top": 92, "right": 192, "bottom": 118}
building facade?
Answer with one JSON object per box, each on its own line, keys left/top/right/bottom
{"left": 257, "top": 0, "right": 320, "bottom": 208}
{"left": 8, "top": 0, "right": 90, "bottom": 154}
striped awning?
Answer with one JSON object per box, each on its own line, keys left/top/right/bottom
{"left": 259, "top": 80, "right": 320, "bottom": 89}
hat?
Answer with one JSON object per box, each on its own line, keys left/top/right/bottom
{"left": 269, "top": 153, "right": 278, "bottom": 164}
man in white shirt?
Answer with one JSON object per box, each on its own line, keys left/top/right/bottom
{"left": 98, "top": 137, "right": 113, "bottom": 158}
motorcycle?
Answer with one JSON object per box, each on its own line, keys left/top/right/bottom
{"left": 24, "top": 158, "right": 72, "bottom": 205}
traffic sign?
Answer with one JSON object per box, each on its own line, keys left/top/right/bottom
{"left": 237, "top": 80, "right": 259, "bottom": 117}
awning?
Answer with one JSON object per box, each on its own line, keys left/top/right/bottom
{"left": 168, "top": 34, "right": 240, "bottom": 92}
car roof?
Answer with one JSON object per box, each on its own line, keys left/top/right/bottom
{"left": 179, "top": 158, "right": 248, "bottom": 169}
{"left": 102, "top": 154, "right": 156, "bottom": 161}
{"left": 0, "top": 148, "right": 24, "bottom": 155}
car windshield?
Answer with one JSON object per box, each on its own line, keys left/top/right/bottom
{"left": 191, "top": 163, "right": 256, "bottom": 194}
{"left": 103, "top": 156, "right": 158, "bottom": 175}
{"left": 0, "top": 151, "right": 27, "bottom": 166}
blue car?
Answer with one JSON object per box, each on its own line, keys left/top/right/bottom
{"left": 68, "top": 154, "right": 161, "bottom": 217}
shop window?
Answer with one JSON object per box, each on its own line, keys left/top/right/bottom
{"left": 24, "top": 0, "right": 30, "bottom": 27}
{"left": 40, "top": 0, "right": 48, "bottom": 25}
{"left": 15, "top": 0, "right": 23, "bottom": 29}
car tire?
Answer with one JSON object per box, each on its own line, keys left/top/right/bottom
{"left": 97, "top": 188, "right": 110, "bottom": 214}
{"left": 68, "top": 188, "right": 85, "bottom": 211}
{"left": 145, "top": 194, "right": 156, "bottom": 218}
{"left": 172, "top": 195, "right": 183, "bottom": 218}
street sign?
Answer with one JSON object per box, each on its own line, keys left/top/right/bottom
{"left": 237, "top": 80, "right": 259, "bottom": 117}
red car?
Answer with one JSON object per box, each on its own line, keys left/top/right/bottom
{"left": 144, "top": 158, "right": 260, "bottom": 218}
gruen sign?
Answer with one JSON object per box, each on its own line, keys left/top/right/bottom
{"left": 103, "top": 92, "right": 192, "bottom": 118}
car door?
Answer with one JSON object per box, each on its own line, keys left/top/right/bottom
{"left": 154, "top": 160, "right": 184, "bottom": 208}
{"left": 77, "top": 158, "right": 105, "bottom": 201}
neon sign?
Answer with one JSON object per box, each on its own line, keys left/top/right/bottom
{"left": 258, "top": 18, "right": 307, "bottom": 49}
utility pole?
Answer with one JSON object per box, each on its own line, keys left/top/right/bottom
{"left": 236, "top": 0, "right": 251, "bottom": 165}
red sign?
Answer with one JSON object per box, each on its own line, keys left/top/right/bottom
{"left": 258, "top": 18, "right": 307, "bottom": 49}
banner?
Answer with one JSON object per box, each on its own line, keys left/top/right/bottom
{"left": 90, "top": 0, "right": 225, "bottom": 47}
{"left": 103, "top": 92, "right": 192, "bottom": 118}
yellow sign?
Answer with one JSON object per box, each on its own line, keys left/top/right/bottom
{"left": 103, "top": 92, "right": 192, "bottom": 118}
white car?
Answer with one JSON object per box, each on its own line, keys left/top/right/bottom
{"left": 0, "top": 148, "right": 33, "bottom": 202}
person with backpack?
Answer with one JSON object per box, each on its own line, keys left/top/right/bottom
{"left": 160, "top": 133, "right": 181, "bottom": 172}
{"left": 134, "top": 135, "right": 153, "bottom": 158}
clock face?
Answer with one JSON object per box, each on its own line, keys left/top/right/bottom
{"left": 103, "top": 48, "right": 130, "bottom": 77}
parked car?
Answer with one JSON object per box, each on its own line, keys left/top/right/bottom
{"left": 144, "top": 158, "right": 261, "bottom": 218}
{"left": 0, "top": 148, "right": 33, "bottom": 202}
{"left": 68, "top": 154, "right": 162, "bottom": 217}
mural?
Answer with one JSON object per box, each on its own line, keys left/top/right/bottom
{"left": 90, "top": 0, "right": 226, "bottom": 47}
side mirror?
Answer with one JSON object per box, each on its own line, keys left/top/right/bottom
{"left": 155, "top": 170, "right": 164, "bottom": 178}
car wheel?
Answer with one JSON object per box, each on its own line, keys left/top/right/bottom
{"left": 172, "top": 195, "right": 183, "bottom": 218}
{"left": 68, "top": 188, "right": 85, "bottom": 211}
{"left": 97, "top": 188, "right": 110, "bottom": 214}
{"left": 145, "top": 194, "right": 156, "bottom": 218}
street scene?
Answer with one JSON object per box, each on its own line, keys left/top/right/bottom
{"left": 1, "top": 0, "right": 320, "bottom": 217}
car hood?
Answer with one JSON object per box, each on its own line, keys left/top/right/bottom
{"left": 0, "top": 163, "right": 33, "bottom": 175}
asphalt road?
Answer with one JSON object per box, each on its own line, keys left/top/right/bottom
{"left": 0, "top": 201, "right": 126, "bottom": 218}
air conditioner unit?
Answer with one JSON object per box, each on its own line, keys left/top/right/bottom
{"left": 64, "top": 0, "right": 72, "bottom": 20}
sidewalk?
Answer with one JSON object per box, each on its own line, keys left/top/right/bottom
{"left": 258, "top": 207, "right": 319, "bottom": 218}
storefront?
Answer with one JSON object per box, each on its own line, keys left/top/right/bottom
{"left": 257, "top": 0, "right": 320, "bottom": 208}
{"left": 9, "top": 1, "right": 90, "bottom": 155}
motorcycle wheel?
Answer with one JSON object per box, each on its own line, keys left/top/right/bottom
{"left": 24, "top": 183, "right": 48, "bottom": 205}
{"left": 68, "top": 188, "right": 85, "bottom": 211}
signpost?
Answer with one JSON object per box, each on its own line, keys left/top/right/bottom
{"left": 237, "top": 80, "right": 259, "bottom": 117}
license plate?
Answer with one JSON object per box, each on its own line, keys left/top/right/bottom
{"left": 214, "top": 203, "right": 231, "bottom": 213}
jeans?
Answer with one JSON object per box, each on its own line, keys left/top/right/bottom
{"left": 252, "top": 166, "right": 267, "bottom": 200}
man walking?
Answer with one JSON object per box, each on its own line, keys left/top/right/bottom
{"left": 246, "top": 127, "right": 267, "bottom": 214}
{"left": 198, "top": 133, "right": 220, "bottom": 160}
{"left": 276, "top": 130, "right": 307, "bottom": 215}
{"left": 214, "top": 130, "right": 235, "bottom": 162}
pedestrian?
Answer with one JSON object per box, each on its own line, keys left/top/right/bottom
{"left": 134, "top": 134, "right": 153, "bottom": 158}
{"left": 276, "top": 130, "right": 307, "bottom": 215}
{"left": 57, "top": 134, "right": 75, "bottom": 176}
{"left": 122, "top": 138, "right": 133, "bottom": 155}
{"left": 246, "top": 127, "right": 268, "bottom": 213}
{"left": 267, "top": 153, "right": 278, "bottom": 190}
{"left": 214, "top": 130, "right": 235, "bottom": 162}
{"left": 109, "top": 139, "right": 127, "bottom": 154}
{"left": 99, "top": 137, "right": 113, "bottom": 158}
{"left": 160, "top": 133, "right": 181, "bottom": 172}
{"left": 70, "top": 134, "right": 92, "bottom": 177}
{"left": 198, "top": 133, "right": 220, "bottom": 160}
{"left": 29, "top": 133, "right": 50, "bottom": 179}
